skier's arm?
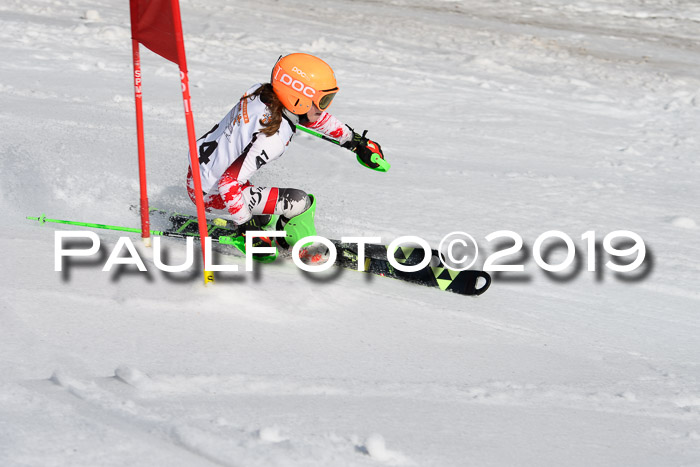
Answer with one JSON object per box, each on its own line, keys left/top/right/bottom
{"left": 236, "top": 133, "right": 285, "bottom": 184}
{"left": 340, "top": 128, "right": 386, "bottom": 170}
{"left": 302, "top": 112, "right": 387, "bottom": 170}
{"left": 301, "top": 112, "right": 353, "bottom": 145}
{"left": 217, "top": 133, "right": 285, "bottom": 224}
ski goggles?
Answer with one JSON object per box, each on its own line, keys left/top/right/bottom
{"left": 315, "top": 88, "right": 338, "bottom": 110}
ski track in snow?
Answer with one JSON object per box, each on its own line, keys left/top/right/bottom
{"left": 2, "top": 0, "right": 700, "bottom": 465}
{"left": 9, "top": 364, "right": 700, "bottom": 466}
{"left": 10, "top": 369, "right": 416, "bottom": 467}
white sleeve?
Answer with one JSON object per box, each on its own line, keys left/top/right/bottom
{"left": 301, "top": 112, "right": 354, "bottom": 145}
{"left": 230, "top": 132, "right": 286, "bottom": 184}
{"left": 214, "top": 132, "right": 286, "bottom": 225}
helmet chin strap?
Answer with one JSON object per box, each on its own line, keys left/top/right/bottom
{"left": 281, "top": 108, "right": 300, "bottom": 128}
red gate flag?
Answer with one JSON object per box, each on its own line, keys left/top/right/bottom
{"left": 130, "top": 0, "right": 179, "bottom": 66}
{"left": 129, "top": 0, "right": 214, "bottom": 284}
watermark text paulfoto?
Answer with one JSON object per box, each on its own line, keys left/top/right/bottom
{"left": 54, "top": 229, "right": 648, "bottom": 277}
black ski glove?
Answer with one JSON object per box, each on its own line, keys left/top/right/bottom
{"left": 342, "top": 128, "right": 385, "bottom": 170}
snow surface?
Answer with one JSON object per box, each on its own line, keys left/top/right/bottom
{"left": 2, "top": 0, "right": 700, "bottom": 465}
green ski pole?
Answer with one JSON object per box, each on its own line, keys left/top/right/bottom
{"left": 26, "top": 214, "right": 277, "bottom": 262}
{"left": 27, "top": 214, "right": 165, "bottom": 236}
{"left": 295, "top": 124, "right": 390, "bottom": 172}
{"left": 295, "top": 124, "right": 340, "bottom": 145}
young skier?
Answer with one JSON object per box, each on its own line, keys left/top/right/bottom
{"left": 186, "top": 53, "right": 387, "bottom": 250}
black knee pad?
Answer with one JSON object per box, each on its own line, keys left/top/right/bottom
{"left": 278, "top": 188, "right": 311, "bottom": 220}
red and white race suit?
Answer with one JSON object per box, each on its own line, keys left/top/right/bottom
{"left": 187, "top": 83, "right": 353, "bottom": 224}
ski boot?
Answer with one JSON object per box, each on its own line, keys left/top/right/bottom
{"left": 217, "top": 214, "right": 279, "bottom": 262}
{"left": 212, "top": 214, "right": 277, "bottom": 233}
{"left": 275, "top": 194, "right": 317, "bottom": 250}
{"left": 275, "top": 195, "right": 329, "bottom": 265}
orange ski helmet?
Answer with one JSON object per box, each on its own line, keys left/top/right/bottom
{"left": 271, "top": 53, "right": 338, "bottom": 115}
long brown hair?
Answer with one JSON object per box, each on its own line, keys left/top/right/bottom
{"left": 248, "top": 83, "right": 283, "bottom": 137}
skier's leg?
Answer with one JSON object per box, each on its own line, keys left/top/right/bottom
{"left": 186, "top": 168, "right": 226, "bottom": 210}
{"left": 240, "top": 185, "right": 315, "bottom": 248}
{"left": 277, "top": 192, "right": 316, "bottom": 249}
{"left": 188, "top": 166, "right": 253, "bottom": 224}
{"left": 242, "top": 185, "right": 310, "bottom": 218}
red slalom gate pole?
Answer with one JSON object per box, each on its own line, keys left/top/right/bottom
{"left": 131, "top": 39, "right": 151, "bottom": 247}
{"left": 171, "top": 0, "right": 214, "bottom": 285}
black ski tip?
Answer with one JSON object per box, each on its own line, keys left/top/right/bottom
{"left": 472, "top": 271, "right": 491, "bottom": 295}
{"left": 449, "top": 270, "right": 491, "bottom": 296}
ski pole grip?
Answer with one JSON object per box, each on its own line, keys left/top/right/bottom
{"left": 370, "top": 153, "right": 390, "bottom": 172}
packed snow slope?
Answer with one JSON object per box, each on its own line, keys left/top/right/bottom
{"left": 1, "top": 0, "right": 700, "bottom": 465}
